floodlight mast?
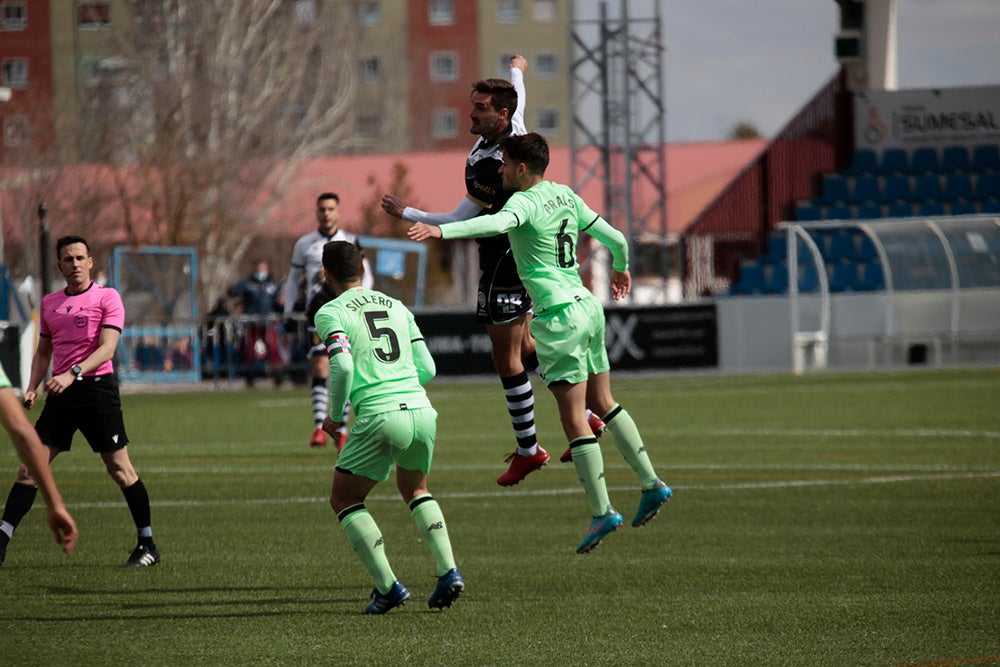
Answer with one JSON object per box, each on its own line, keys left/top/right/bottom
{"left": 569, "top": 0, "right": 668, "bottom": 301}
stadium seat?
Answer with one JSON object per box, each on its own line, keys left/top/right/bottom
{"left": 731, "top": 262, "right": 765, "bottom": 295}
{"left": 942, "top": 172, "right": 973, "bottom": 201}
{"left": 828, "top": 262, "right": 858, "bottom": 293}
{"left": 826, "top": 232, "right": 855, "bottom": 262}
{"left": 881, "top": 174, "right": 911, "bottom": 203}
{"left": 857, "top": 261, "right": 885, "bottom": 291}
{"left": 851, "top": 175, "right": 881, "bottom": 204}
{"left": 844, "top": 148, "right": 878, "bottom": 176}
{"left": 981, "top": 198, "right": 1000, "bottom": 214}
{"left": 763, "top": 263, "right": 789, "bottom": 295}
{"left": 879, "top": 148, "right": 908, "bottom": 174}
{"left": 798, "top": 264, "right": 820, "bottom": 293}
{"left": 909, "top": 147, "right": 940, "bottom": 174}
{"left": 796, "top": 201, "right": 822, "bottom": 221}
{"left": 912, "top": 174, "right": 943, "bottom": 201}
{"left": 887, "top": 202, "right": 914, "bottom": 218}
{"left": 918, "top": 201, "right": 945, "bottom": 216}
{"left": 856, "top": 203, "right": 883, "bottom": 220}
{"left": 853, "top": 234, "right": 878, "bottom": 261}
{"left": 949, "top": 201, "right": 975, "bottom": 216}
{"left": 820, "top": 174, "right": 851, "bottom": 205}
{"left": 971, "top": 144, "right": 1000, "bottom": 172}
{"left": 975, "top": 172, "right": 1000, "bottom": 200}
{"left": 941, "top": 145, "right": 971, "bottom": 172}
{"left": 764, "top": 234, "right": 788, "bottom": 263}
{"left": 826, "top": 204, "right": 853, "bottom": 220}
{"left": 809, "top": 229, "right": 835, "bottom": 256}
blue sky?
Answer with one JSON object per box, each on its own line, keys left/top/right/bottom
{"left": 659, "top": 0, "right": 1000, "bottom": 141}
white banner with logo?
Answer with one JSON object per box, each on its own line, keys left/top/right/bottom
{"left": 854, "top": 86, "right": 1000, "bottom": 150}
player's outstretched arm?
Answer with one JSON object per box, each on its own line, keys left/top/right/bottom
{"left": 407, "top": 223, "right": 443, "bottom": 242}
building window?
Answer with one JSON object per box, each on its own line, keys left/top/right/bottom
{"left": 428, "top": 0, "right": 454, "bottom": 26}
{"left": 1, "top": 58, "right": 27, "bottom": 89}
{"left": 429, "top": 52, "right": 458, "bottom": 82}
{"left": 77, "top": 3, "right": 110, "bottom": 30}
{"left": 3, "top": 115, "right": 29, "bottom": 147}
{"left": 360, "top": 57, "right": 381, "bottom": 83}
{"left": 533, "top": 0, "right": 556, "bottom": 22}
{"left": 432, "top": 109, "right": 458, "bottom": 138}
{"left": 497, "top": 53, "right": 517, "bottom": 77}
{"left": 536, "top": 52, "right": 558, "bottom": 78}
{"left": 357, "top": 1, "right": 379, "bottom": 26}
{"left": 537, "top": 108, "right": 559, "bottom": 133}
{"left": 1, "top": 2, "right": 26, "bottom": 30}
{"left": 497, "top": 0, "right": 520, "bottom": 23}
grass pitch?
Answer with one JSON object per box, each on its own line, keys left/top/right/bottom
{"left": 2, "top": 368, "right": 999, "bottom": 666}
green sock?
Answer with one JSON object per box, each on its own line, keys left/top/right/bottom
{"left": 570, "top": 439, "right": 613, "bottom": 516}
{"left": 339, "top": 505, "right": 396, "bottom": 594}
{"left": 605, "top": 406, "right": 659, "bottom": 490}
{"left": 409, "top": 494, "right": 456, "bottom": 576}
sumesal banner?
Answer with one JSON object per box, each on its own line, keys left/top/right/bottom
{"left": 854, "top": 86, "right": 1000, "bottom": 149}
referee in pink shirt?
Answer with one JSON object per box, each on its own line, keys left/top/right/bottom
{"left": 0, "top": 235, "right": 160, "bottom": 567}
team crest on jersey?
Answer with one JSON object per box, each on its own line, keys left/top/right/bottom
{"left": 74, "top": 315, "right": 87, "bottom": 328}
{"left": 325, "top": 332, "right": 351, "bottom": 357}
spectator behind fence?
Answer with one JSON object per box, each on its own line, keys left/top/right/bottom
{"left": 227, "top": 260, "right": 285, "bottom": 386}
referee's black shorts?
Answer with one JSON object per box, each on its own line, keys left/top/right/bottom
{"left": 35, "top": 374, "right": 129, "bottom": 453}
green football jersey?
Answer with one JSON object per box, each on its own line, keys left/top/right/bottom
{"left": 0, "top": 364, "right": 10, "bottom": 389}
{"left": 314, "top": 286, "right": 433, "bottom": 417}
{"left": 440, "top": 180, "right": 629, "bottom": 314}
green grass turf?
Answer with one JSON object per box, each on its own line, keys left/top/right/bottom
{"left": 2, "top": 368, "right": 998, "bottom": 666}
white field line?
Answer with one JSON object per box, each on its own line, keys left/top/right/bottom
{"left": 64, "top": 470, "right": 1000, "bottom": 510}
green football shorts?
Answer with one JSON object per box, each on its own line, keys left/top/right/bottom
{"left": 336, "top": 406, "right": 438, "bottom": 482}
{"left": 530, "top": 294, "right": 610, "bottom": 385}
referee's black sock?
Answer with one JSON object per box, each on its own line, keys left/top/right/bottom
{"left": 1, "top": 482, "right": 39, "bottom": 540}
{"left": 121, "top": 478, "right": 154, "bottom": 543}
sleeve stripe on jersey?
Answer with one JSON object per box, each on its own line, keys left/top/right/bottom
{"left": 101, "top": 324, "right": 123, "bottom": 333}
{"left": 324, "top": 331, "right": 351, "bottom": 356}
{"left": 580, "top": 214, "right": 601, "bottom": 232}
{"left": 411, "top": 337, "right": 424, "bottom": 344}
{"left": 510, "top": 211, "right": 523, "bottom": 228}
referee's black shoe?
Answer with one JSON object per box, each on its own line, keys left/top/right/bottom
{"left": 121, "top": 541, "right": 160, "bottom": 567}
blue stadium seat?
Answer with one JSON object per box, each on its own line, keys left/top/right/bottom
{"left": 975, "top": 172, "right": 1000, "bottom": 200}
{"left": 764, "top": 234, "right": 788, "bottom": 263}
{"left": 852, "top": 175, "right": 881, "bottom": 204}
{"left": 912, "top": 174, "right": 943, "bottom": 201}
{"left": 828, "top": 262, "right": 858, "bottom": 293}
{"left": 942, "top": 172, "right": 973, "bottom": 201}
{"left": 941, "top": 145, "right": 971, "bottom": 172}
{"left": 857, "top": 261, "right": 885, "bottom": 291}
{"left": 796, "top": 201, "right": 822, "bottom": 221}
{"left": 763, "top": 263, "right": 789, "bottom": 295}
{"left": 853, "top": 234, "right": 878, "bottom": 261}
{"left": 856, "top": 203, "right": 883, "bottom": 220}
{"left": 844, "top": 148, "right": 878, "bottom": 176}
{"left": 809, "top": 229, "right": 835, "bottom": 256}
{"left": 798, "top": 264, "right": 820, "bottom": 293}
{"left": 887, "top": 202, "right": 914, "bottom": 218}
{"left": 879, "top": 148, "right": 908, "bottom": 174}
{"left": 949, "top": 201, "right": 976, "bottom": 216}
{"left": 826, "top": 204, "right": 853, "bottom": 220}
{"left": 826, "top": 232, "right": 855, "bottom": 262}
{"left": 981, "top": 198, "right": 1000, "bottom": 214}
{"left": 918, "top": 201, "right": 945, "bottom": 216}
{"left": 971, "top": 144, "right": 1000, "bottom": 172}
{"left": 820, "top": 174, "right": 851, "bottom": 205}
{"left": 909, "top": 147, "right": 940, "bottom": 174}
{"left": 881, "top": 174, "right": 911, "bottom": 203}
{"left": 731, "top": 263, "right": 765, "bottom": 295}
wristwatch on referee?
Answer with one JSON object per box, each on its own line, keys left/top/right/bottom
{"left": 70, "top": 364, "right": 84, "bottom": 381}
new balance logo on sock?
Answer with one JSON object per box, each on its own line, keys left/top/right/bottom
{"left": 427, "top": 521, "right": 444, "bottom": 531}
{"left": 374, "top": 537, "right": 384, "bottom": 548}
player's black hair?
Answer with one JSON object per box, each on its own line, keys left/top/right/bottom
{"left": 55, "top": 235, "right": 91, "bottom": 258}
{"left": 471, "top": 78, "right": 518, "bottom": 118}
{"left": 499, "top": 132, "right": 550, "bottom": 176}
{"left": 322, "top": 241, "right": 363, "bottom": 284}
{"left": 316, "top": 192, "right": 340, "bottom": 206}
